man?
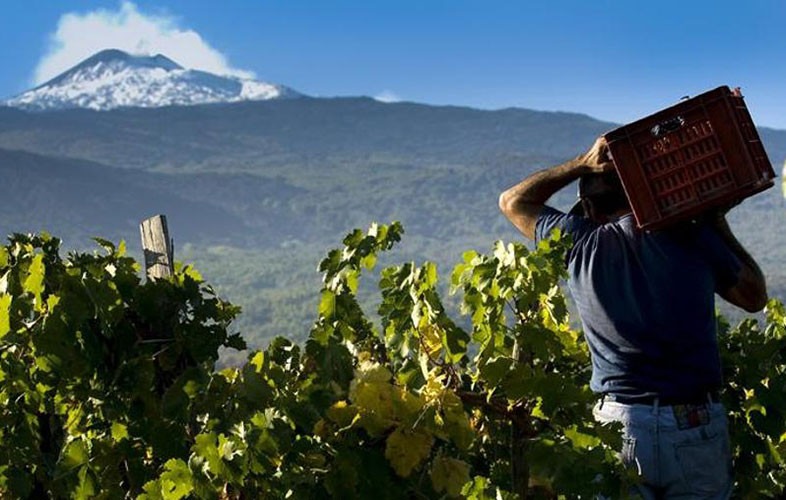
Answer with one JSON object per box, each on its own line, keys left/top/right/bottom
{"left": 498, "top": 137, "right": 767, "bottom": 499}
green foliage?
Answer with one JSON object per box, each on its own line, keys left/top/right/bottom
{"left": 719, "top": 302, "right": 786, "bottom": 498}
{"left": 0, "top": 233, "right": 243, "bottom": 498}
{"left": 144, "top": 223, "right": 625, "bottom": 499}
{"left": 2, "top": 225, "right": 786, "bottom": 498}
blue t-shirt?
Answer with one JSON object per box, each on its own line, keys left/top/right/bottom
{"left": 535, "top": 207, "right": 741, "bottom": 398}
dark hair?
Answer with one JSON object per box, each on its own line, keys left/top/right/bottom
{"left": 579, "top": 172, "right": 629, "bottom": 216}
{"left": 585, "top": 190, "right": 629, "bottom": 215}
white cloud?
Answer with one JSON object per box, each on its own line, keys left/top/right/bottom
{"left": 33, "top": 1, "right": 254, "bottom": 85}
{"left": 374, "top": 90, "right": 402, "bottom": 103}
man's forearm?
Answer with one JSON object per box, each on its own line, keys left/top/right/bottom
{"left": 499, "top": 137, "right": 613, "bottom": 240}
{"left": 502, "top": 157, "right": 588, "bottom": 205}
{"left": 498, "top": 157, "right": 588, "bottom": 239}
{"left": 713, "top": 215, "right": 768, "bottom": 312}
{"left": 713, "top": 217, "right": 760, "bottom": 271}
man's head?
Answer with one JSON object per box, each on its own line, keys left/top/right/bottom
{"left": 571, "top": 171, "right": 630, "bottom": 222}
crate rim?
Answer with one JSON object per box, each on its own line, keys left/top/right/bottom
{"left": 604, "top": 85, "right": 733, "bottom": 141}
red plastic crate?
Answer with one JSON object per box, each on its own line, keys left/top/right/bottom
{"left": 603, "top": 86, "right": 775, "bottom": 230}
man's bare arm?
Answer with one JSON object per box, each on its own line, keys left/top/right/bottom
{"left": 712, "top": 215, "right": 768, "bottom": 312}
{"left": 498, "top": 137, "right": 613, "bottom": 240}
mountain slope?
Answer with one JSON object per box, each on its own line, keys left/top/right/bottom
{"left": 0, "top": 97, "right": 783, "bottom": 353}
{"left": 0, "top": 97, "right": 616, "bottom": 170}
{"left": 0, "top": 97, "right": 782, "bottom": 248}
{"left": 0, "top": 148, "right": 253, "bottom": 245}
{"left": 4, "top": 49, "right": 300, "bottom": 111}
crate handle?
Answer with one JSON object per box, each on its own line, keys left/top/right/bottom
{"left": 650, "top": 116, "right": 685, "bottom": 137}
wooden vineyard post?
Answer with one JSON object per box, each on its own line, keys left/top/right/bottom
{"left": 140, "top": 214, "right": 174, "bottom": 280}
{"left": 510, "top": 338, "right": 530, "bottom": 499}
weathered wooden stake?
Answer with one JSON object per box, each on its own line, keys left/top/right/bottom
{"left": 511, "top": 338, "right": 529, "bottom": 499}
{"left": 140, "top": 214, "right": 174, "bottom": 280}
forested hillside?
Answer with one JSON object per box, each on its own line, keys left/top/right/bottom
{"left": 0, "top": 98, "right": 784, "bottom": 358}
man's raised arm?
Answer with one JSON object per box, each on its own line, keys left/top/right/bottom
{"left": 712, "top": 215, "right": 768, "bottom": 312}
{"left": 498, "top": 137, "right": 613, "bottom": 240}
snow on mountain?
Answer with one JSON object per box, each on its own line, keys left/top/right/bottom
{"left": 4, "top": 49, "right": 301, "bottom": 111}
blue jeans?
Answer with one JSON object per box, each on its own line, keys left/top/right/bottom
{"left": 593, "top": 398, "right": 733, "bottom": 499}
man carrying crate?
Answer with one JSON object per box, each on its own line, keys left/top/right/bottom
{"left": 498, "top": 136, "right": 767, "bottom": 499}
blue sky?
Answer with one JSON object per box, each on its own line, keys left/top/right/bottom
{"left": 2, "top": 0, "right": 784, "bottom": 128}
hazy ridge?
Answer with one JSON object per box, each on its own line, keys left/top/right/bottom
{"left": 0, "top": 98, "right": 783, "bottom": 359}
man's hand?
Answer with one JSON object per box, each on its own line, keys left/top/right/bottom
{"left": 499, "top": 137, "right": 613, "bottom": 240}
{"left": 577, "top": 137, "right": 615, "bottom": 174}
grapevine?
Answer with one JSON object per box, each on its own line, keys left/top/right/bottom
{"left": 0, "top": 225, "right": 784, "bottom": 498}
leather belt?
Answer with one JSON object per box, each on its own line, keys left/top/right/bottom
{"left": 602, "top": 390, "right": 721, "bottom": 407}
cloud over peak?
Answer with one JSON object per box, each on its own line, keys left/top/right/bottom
{"left": 34, "top": 1, "right": 254, "bottom": 85}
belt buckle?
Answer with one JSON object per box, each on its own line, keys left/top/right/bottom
{"left": 672, "top": 403, "right": 710, "bottom": 430}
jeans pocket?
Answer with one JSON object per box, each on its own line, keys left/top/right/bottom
{"left": 674, "top": 430, "right": 731, "bottom": 495}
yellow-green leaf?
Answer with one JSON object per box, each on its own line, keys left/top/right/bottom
{"left": 60, "top": 438, "right": 89, "bottom": 470}
{"left": 0, "top": 294, "right": 11, "bottom": 339}
{"left": 564, "top": 425, "right": 601, "bottom": 449}
{"left": 111, "top": 422, "right": 129, "bottom": 442}
{"left": 74, "top": 466, "right": 96, "bottom": 500}
{"left": 319, "top": 290, "right": 336, "bottom": 319}
{"left": 384, "top": 427, "right": 433, "bottom": 477}
{"left": 46, "top": 294, "right": 60, "bottom": 312}
{"left": 249, "top": 351, "right": 265, "bottom": 372}
{"left": 361, "top": 253, "right": 377, "bottom": 270}
{"left": 431, "top": 456, "right": 471, "bottom": 497}
{"left": 140, "top": 459, "right": 193, "bottom": 500}
{"left": 24, "top": 253, "right": 45, "bottom": 310}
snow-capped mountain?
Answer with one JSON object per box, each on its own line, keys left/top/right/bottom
{"left": 4, "top": 49, "right": 301, "bottom": 111}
